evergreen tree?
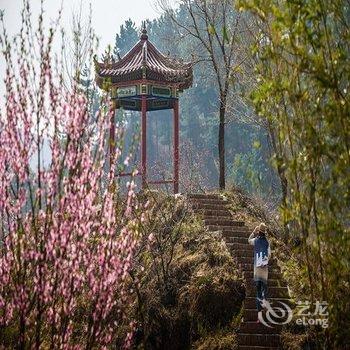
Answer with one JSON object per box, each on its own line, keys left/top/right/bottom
{"left": 114, "top": 19, "right": 139, "bottom": 57}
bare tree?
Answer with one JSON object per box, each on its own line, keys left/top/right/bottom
{"left": 62, "top": 2, "right": 99, "bottom": 91}
{"left": 160, "top": 0, "right": 248, "bottom": 189}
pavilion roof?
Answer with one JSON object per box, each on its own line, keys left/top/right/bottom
{"left": 95, "top": 26, "right": 193, "bottom": 91}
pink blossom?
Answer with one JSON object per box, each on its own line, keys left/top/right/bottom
{"left": 0, "top": 2, "right": 140, "bottom": 348}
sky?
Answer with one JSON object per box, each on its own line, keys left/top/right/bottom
{"left": 0, "top": 0, "right": 178, "bottom": 95}
{"left": 0, "top": 0, "right": 176, "bottom": 52}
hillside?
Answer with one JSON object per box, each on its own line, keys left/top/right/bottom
{"left": 124, "top": 189, "right": 322, "bottom": 350}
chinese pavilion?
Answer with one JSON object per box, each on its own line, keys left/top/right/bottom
{"left": 94, "top": 24, "right": 193, "bottom": 193}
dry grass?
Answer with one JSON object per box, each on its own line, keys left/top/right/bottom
{"left": 131, "top": 193, "right": 244, "bottom": 349}
{"left": 194, "top": 330, "right": 238, "bottom": 350}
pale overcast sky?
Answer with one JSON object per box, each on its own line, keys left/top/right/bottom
{"left": 0, "top": 0, "right": 178, "bottom": 95}
{"left": 0, "top": 0, "right": 178, "bottom": 53}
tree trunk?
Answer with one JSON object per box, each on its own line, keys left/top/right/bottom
{"left": 278, "top": 168, "right": 288, "bottom": 206}
{"left": 219, "top": 99, "right": 226, "bottom": 190}
{"left": 267, "top": 122, "right": 288, "bottom": 205}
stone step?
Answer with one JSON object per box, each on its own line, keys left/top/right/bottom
{"left": 239, "top": 321, "right": 282, "bottom": 334}
{"left": 188, "top": 193, "right": 221, "bottom": 200}
{"left": 223, "top": 225, "right": 249, "bottom": 230}
{"left": 191, "top": 198, "right": 229, "bottom": 205}
{"left": 242, "top": 271, "right": 282, "bottom": 281}
{"left": 243, "top": 297, "right": 293, "bottom": 309}
{"left": 242, "top": 307, "right": 291, "bottom": 325}
{"left": 242, "top": 275, "right": 285, "bottom": 288}
{"left": 225, "top": 236, "right": 250, "bottom": 244}
{"left": 193, "top": 209, "right": 232, "bottom": 217}
{"left": 230, "top": 249, "right": 254, "bottom": 258}
{"left": 203, "top": 214, "right": 233, "bottom": 220}
{"left": 226, "top": 242, "right": 253, "bottom": 251}
{"left": 237, "top": 333, "right": 281, "bottom": 347}
{"left": 222, "top": 226, "right": 251, "bottom": 231}
{"left": 238, "top": 346, "right": 280, "bottom": 350}
{"left": 234, "top": 256, "right": 254, "bottom": 264}
{"left": 208, "top": 224, "right": 246, "bottom": 231}
{"left": 243, "top": 308, "right": 261, "bottom": 322}
{"left": 238, "top": 270, "right": 283, "bottom": 281}
{"left": 222, "top": 227, "right": 250, "bottom": 234}
{"left": 242, "top": 307, "right": 286, "bottom": 322}
{"left": 205, "top": 219, "right": 244, "bottom": 226}
{"left": 246, "top": 286, "right": 289, "bottom": 298}
{"left": 192, "top": 203, "right": 228, "bottom": 211}
{"left": 244, "top": 279, "right": 287, "bottom": 288}
{"left": 222, "top": 230, "right": 250, "bottom": 239}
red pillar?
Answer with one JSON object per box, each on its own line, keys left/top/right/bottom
{"left": 109, "top": 106, "right": 116, "bottom": 168}
{"left": 141, "top": 95, "right": 147, "bottom": 188}
{"left": 173, "top": 99, "right": 179, "bottom": 194}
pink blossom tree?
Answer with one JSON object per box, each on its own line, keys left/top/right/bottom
{"left": 0, "top": 3, "right": 139, "bottom": 348}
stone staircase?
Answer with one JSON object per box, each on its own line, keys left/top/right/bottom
{"left": 188, "top": 193, "right": 291, "bottom": 350}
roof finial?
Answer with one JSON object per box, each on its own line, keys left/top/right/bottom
{"left": 140, "top": 21, "right": 148, "bottom": 41}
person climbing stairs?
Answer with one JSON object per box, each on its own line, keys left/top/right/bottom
{"left": 188, "top": 193, "right": 292, "bottom": 350}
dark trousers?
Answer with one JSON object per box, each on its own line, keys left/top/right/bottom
{"left": 255, "top": 280, "right": 268, "bottom": 311}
